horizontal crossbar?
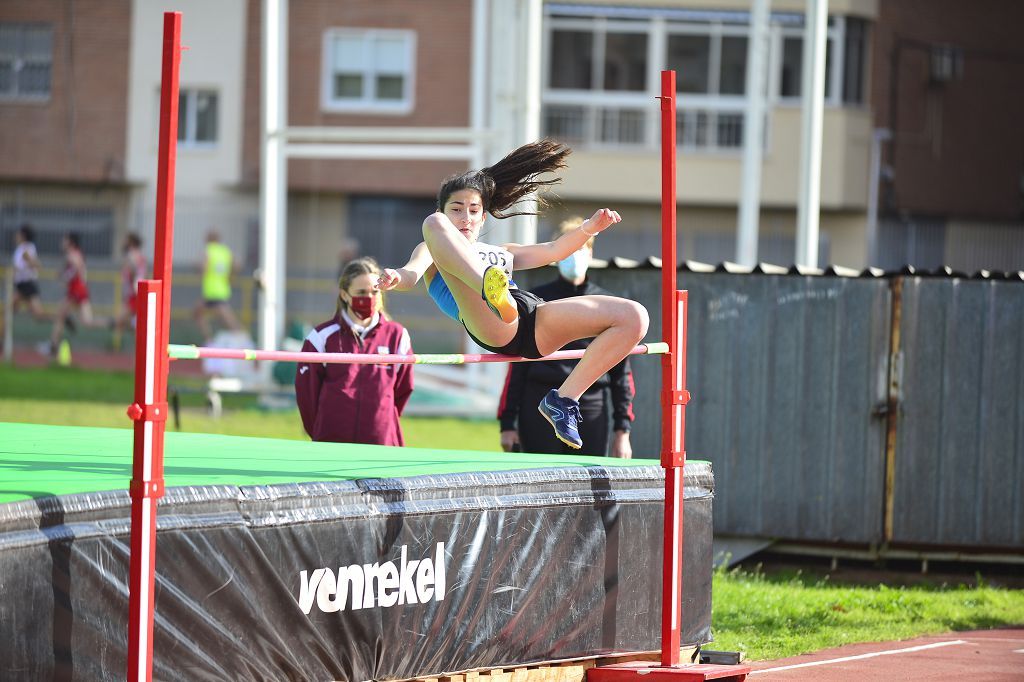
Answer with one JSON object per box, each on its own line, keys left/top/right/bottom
{"left": 167, "top": 342, "right": 670, "bottom": 365}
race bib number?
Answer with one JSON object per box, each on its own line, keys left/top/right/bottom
{"left": 474, "top": 243, "right": 513, "bottom": 278}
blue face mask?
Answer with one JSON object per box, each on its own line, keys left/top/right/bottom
{"left": 558, "top": 250, "right": 590, "bottom": 281}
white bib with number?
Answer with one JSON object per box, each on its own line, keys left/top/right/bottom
{"left": 473, "top": 241, "right": 516, "bottom": 285}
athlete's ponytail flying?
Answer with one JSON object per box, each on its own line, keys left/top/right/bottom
{"left": 436, "top": 139, "right": 571, "bottom": 219}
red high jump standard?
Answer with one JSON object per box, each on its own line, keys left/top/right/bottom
{"left": 124, "top": 13, "right": 749, "bottom": 682}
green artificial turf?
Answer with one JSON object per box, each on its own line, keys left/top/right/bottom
{"left": 0, "top": 421, "right": 664, "bottom": 503}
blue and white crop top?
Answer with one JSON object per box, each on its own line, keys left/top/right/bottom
{"left": 426, "top": 240, "right": 518, "bottom": 322}
{"left": 427, "top": 272, "right": 461, "bottom": 322}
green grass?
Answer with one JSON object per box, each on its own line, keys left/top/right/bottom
{"left": 712, "top": 565, "right": 1024, "bottom": 660}
{"left": 0, "top": 363, "right": 258, "bottom": 408}
{"left": 0, "top": 364, "right": 499, "bottom": 450}
{"left": 0, "top": 364, "right": 136, "bottom": 403}
{"left": 0, "top": 397, "right": 499, "bottom": 450}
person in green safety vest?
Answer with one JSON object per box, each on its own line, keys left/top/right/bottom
{"left": 192, "top": 229, "right": 241, "bottom": 341}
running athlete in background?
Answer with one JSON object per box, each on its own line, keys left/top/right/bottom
{"left": 377, "top": 140, "right": 648, "bottom": 450}
{"left": 193, "top": 229, "right": 241, "bottom": 341}
{"left": 47, "top": 232, "right": 109, "bottom": 355}
{"left": 10, "top": 224, "right": 49, "bottom": 323}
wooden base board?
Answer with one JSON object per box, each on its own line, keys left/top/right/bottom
{"left": 412, "top": 648, "right": 701, "bottom": 682}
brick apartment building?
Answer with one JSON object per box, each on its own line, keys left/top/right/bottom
{"left": 0, "top": 0, "right": 133, "bottom": 259}
{"left": 872, "top": 0, "right": 1024, "bottom": 272}
{"left": 2, "top": 0, "right": 1022, "bottom": 279}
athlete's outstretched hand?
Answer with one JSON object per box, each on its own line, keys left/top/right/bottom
{"left": 583, "top": 208, "right": 622, "bottom": 235}
{"left": 376, "top": 268, "right": 402, "bottom": 291}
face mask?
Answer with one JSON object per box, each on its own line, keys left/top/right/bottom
{"left": 348, "top": 294, "right": 378, "bottom": 320}
{"left": 558, "top": 250, "right": 589, "bottom": 281}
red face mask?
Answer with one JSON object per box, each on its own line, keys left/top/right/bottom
{"left": 348, "top": 294, "right": 377, "bottom": 320}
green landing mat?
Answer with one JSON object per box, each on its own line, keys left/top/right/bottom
{"left": 0, "top": 422, "right": 674, "bottom": 504}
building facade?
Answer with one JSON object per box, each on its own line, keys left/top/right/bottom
{"left": 872, "top": 0, "right": 1024, "bottom": 272}
{"left": 2, "top": 0, "right": 1021, "bottom": 277}
{"left": 0, "top": 0, "right": 133, "bottom": 260}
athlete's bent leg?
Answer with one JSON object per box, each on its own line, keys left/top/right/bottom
{"left": 535, "top": 296, "right": 648, "bottom": 400}
{"left": 422, "top": 214, "right": 517, "bottom": 323}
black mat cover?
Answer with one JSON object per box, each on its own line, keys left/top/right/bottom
{"left": 0, "top": 462, "right": 714, "bottom": 681}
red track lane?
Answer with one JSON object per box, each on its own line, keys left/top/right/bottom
{"left": 747, "top": 629, "right": 1024, "bottom": 680}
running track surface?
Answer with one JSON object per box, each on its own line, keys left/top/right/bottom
{"left": 748, "top": 629, "right": 1024, "bottom": 680}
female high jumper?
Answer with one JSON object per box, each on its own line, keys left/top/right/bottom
{"left": 377, "top": 139, "right": 648, "bottom": 449}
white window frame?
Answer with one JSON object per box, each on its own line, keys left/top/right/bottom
{"left": 321, "top": 28, "right": 416, "bottom": 115}
{"left": 664, "top": 20, "right": 751, "bottom": 100}
{"left": 773, "top": 18, "right": 843, "bottom": 106}
{"left": 177, "top": 88, "right": 219, "bottom": 149}
{"left": 0, "top": 23, "right": 53, "bottom": 102}
{"left": 544, "top": 14, "right": 754, "bottom": 153}
{"left": 542, "top": 8, "right": 865, "bottom": 152}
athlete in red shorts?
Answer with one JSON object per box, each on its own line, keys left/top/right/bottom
{"left": 46, "top": 233, "right": 110, "bottom": 357}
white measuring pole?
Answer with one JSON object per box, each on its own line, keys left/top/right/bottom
{"left": 795, "top": 0, "right": 828, "bottom": 268}
{"left": 736, "top": 0, "right": 772, "bottom": 266}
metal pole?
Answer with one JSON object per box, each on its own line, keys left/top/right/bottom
{"left": 658, "top": 69, "right": 683, "bottom": 667}
{"left": 2, "top": 268, "right": 12, "bottom": 363}
{"left": 150, "top": 13, "right": 180, "bottom": 374}
{"left": 127, "top": 13, "right": 180, "bottom": 680}
{"left": 519, "top": 0, "right": 543, "bottom": 247}
{"left": 866, "top": 128, "right": 892, "bottom": 268}
{"left": 470, "top": 0, "right": 488, "bottom": 155}
{"left": 126, "top": 281, "right": 166, "bottom": 682}
{"left": 166, "top": 341, "right": 669, "bottom": 365}
{"left": 737, "top": 0, "right": 771, "bottom": 266}
{"left": 795, "top": 0, "right": 828, "bottom": 268}
{"left": 260, "top": 0, "right": 288, "bottom": 353}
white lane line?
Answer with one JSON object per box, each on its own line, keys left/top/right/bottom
{"left": 750, "top": 640, "right": 967, "bottom": 675}
{"left": 1013, "top": 649, "right": 1024, "bottom": 654}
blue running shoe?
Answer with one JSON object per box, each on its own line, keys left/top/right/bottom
{"left": 538, "top": 389, "right": 583, "bottom": 449}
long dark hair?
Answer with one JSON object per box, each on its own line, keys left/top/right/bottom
{"left": 436, "top": 139, "right": 571, "bottom": 219}
{"left": 335, "top": 256, "right": 387, "bottom": 319}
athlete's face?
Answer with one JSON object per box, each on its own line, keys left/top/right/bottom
{"left": 443, "top": 189, "right": 485, "bottom": 242}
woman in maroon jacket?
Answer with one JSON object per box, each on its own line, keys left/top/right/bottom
{"left": 295, "top": 257, "right": 414, "bottom": 445}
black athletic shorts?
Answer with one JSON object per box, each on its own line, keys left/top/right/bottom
{"left": 465, "top": 288, "right": 545, "bottom": 359}
{"left": 15, "top": 281, "right": 40, "bottom": 299}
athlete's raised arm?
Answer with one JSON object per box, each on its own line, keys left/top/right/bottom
{"left": 377, "top": 241, "right": 434, "bottom": 292}
{"left": 505, "top": 208, "right": 621, "bottom": 270}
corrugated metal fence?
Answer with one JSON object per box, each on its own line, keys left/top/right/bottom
{"left": 892, "top": 277, "right": 1024, "bottom": 550}
{"left": 518, "top": 264, "right": 1024, "bottom": 552}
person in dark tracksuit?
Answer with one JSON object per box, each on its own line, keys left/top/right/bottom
{"left": 497, "top": 218, "right": 635, "bottom": 457}
{"left": 296, "top": 257, "right": 414, "bottom": 446}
